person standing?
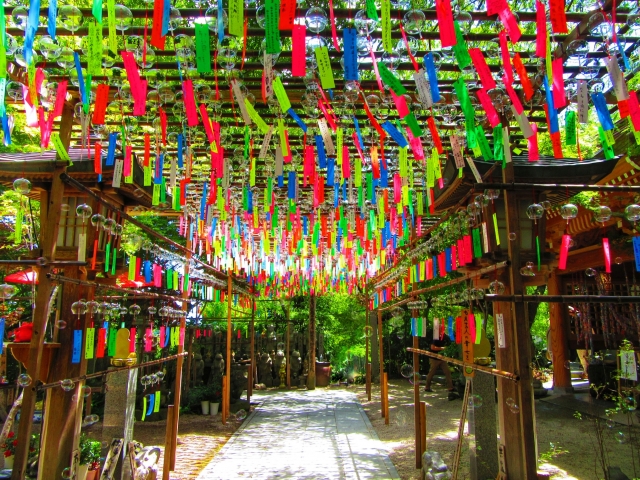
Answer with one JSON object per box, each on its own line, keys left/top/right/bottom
{"left": 424, "top": 333, "right": 454, "bottom": 392}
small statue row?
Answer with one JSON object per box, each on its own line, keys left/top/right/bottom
{"left": 257, "top": 350, "right": 308, "bottom": 388}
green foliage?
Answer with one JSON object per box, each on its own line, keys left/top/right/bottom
{"left": 121, "top": 214, "right": 186, "bottom": 256}
{"left": 528, "top": 286, "right": 550, "bottom": 354}
{"left": 79, "top": 434, "right": 101, "bottom": 466}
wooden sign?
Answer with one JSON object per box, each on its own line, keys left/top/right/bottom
{"left": 498, "top": 444, "right": 508, "bottom": 479}
{"left": 100, "top": 438, "right": 124, "bottom": 480}
{"left": 461, "top": 310, "right": 475, "bottom": 378}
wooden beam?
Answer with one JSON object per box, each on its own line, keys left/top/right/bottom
{"left": 224, "top": 269, "right": 232, "bottom": 420}
{"left": 306, "top": 293, "right": 316, "bottom": 390}
{"left": 413, "top": 335, "right": 421, "bottom": 469}
{"left": 248, "top": 301, "right": 254, "bottom": 403}
{"left": 378, "top": 308, "right": 384, "bottom": 418}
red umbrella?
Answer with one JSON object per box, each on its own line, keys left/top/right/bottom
{"left": 5, "top": 269, "right": 38, "bottom": 284}
{"left": 116, "top": 272, "right": 152, "bottom": 288}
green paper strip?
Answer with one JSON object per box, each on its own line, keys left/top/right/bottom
{"left": 85, "top": 328, "right": 95, "bottom": 359}
{"left": 195, "top": 23, "right": 212, "bottom": 74}
{"left": 154, "top": 391, "right": 161, "bottom": 413}
{"left": 13, "top": 202, "right": 22, "bottom": 244}
{"left": 128, "top": 255, "right": 136, "bottom": 281}
{"left": 107, "top": 0, "right": 117, "bottom": 54}
{"left": 381, "top": 0, "right": 392, "bottom": 53}
{"left": 565, "top": 111, "right": 576, "bottom": 146}
{"left": 493, "top": 212, "right": 500, "bottom": 246}
{"left": 265, "top": 0, "right": 281, "bottom": 54}
{"left": 366, "top": 0, "right": 379, "bottom": 20}
{"left": 152, "top": 184, "right": 160, "bottom": 205}
{"left": 160, "top": 178, "right": 166, "bottom": 203}
{"left": 493, "top": 124, "right": 504, "bottom": 161}
{"left": 87, "top": 21, "right": 102, "bottom": 76}
{"left": 245, "top": 98, "right": 269, "bottom": 133}
{"left": 472, "top": 228, "right": 482, "bottom": 258}
{"left": 315, "top": 46, "right": 335, "bottom": 90}
{"left": 107, "top": 327, "right": 117, "bottom": 356}
{"left": 404, "top": 113, "right": 423, "bottom": 137}
{"left": 272, "top": 76, "right": 291, "bottom": 113}
{"left": 92, "top": 0, "right": 103, "bottom": 23}
{"left": 452, "top": 21, "right": 471, "bottom": 70}
{"left": 536, "top": 235, "right": 541, "bottom": 271}
{"left": 228, "top": 0, "right": 244, "bottom": 37}
{"left": 377, "top": 62, "right": 407, "bottom": 95}
{"left": 104, "top": 243, "right": 110, "bottom": 273}
{"left": 141, "top": 397, "right": 147, "bottom": 421}
{"left": 111, "top": 248, "right": 116, "bottom": 275}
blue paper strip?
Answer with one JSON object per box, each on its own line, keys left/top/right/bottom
{"left": 72, "top": 329, "right": 82, "bottom": 364}
{"left": 343, "top": 27, "right": 359, "bottom": 81}
{"left": 177, "top": 133, "right": 184, "bottom": 168}
{"left": 287, "top": 108, "right": 307, "bottom": 132}
{"left": 144, "top": 260, "right": 152, "bottom": 283}
{"left": 353, "top": 116, "right": 364, "bottom": 150}
{"left": 155, "top": 153, "right": 164, "bottom": 184}
{"left": 424, "top": 53, "right": 441, "bottom": 103}
{"left": 106, "top": 132, "right": 117, "bottom": 166}
{"left": 74, "top": 52, "right": 87, "bottom": 107}
{"left": 381, "top": 121, "right": 408, "bottom": 147}
{"left": 200, "top": 182, "right": 207, "bottom": 219}
{"left": 287, "top": 171, "right": 296, "bottom": 199}
{"left": 617, "top": 36, "right": 630, "bottom": 71}
{"left": 217, "top": 0, "right": 224, "bottom": 44}
{"left": 0, "top": 318, "right": 5, "bottom": 354}
{"left": 592, "top": 92, "right": 614, "bottom": 131}
{"left": 633, "top": 236, "right": 640, "bottom": 272}
{"left": 48, "top": 0, "right": 57, "bottom": 41}
{"left": 315, "top": 135, "right": 326, "bottom": 169}
{"left": 146, "top": 393, "right": 155, "bottom": 415}
{"left": 327, "top": 158, "right": 335, "bottom": 186}
{"left": 162, "top": 0, "right": 171, "bottom": 36}
{"left": 0, "top": 79, "right": 6, "bottom": 117}
{"left": 23, "top": 0, "right": 41, "bottom": 65}
{"left": 445, "top": 247, "right": 452, "bottom": 272}
{"left": 543, "top": 76, "right": 559, "bottom": 134}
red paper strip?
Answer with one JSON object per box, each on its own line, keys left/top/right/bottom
{"left": 96, "top": 328, "right": 106, "bottom": 358}
{"left": 535, "top": 0, "right": 546, "bottom": 57}
{"left": 393, "top": 174, "right": 401, "bottom": 204}
{"left": 552, "top": 57, "right": 566, "bottom": 108}
{"left": 292, "top": 24, "right": 307, "bottom": 77}
{"left": 603, "top": 237, "right": 611, "bottom": 273}
{"left": 143, "top": 133, "right": 150, "bottom": 166}
{"left": 451, "top": 245, "right": 457, "bottom": 271}
{"left": 550, "top": 130, "right": 563, "bottom": 158}
{"left": 435, "top": 0, "right": 457, "bottom": 47}
{"left": 329, "top": 0, "right": 340, "bottom": 52}
{"left": 342, "top": 145, "right": 350, "bottom": 178}
{"left": 628, "top": 91, "right": 640, "bottom": 131}
{"left": 199, "top": 104, "right": 215, "bottom": 142}
{"left": 487, "top": 0, "right": 508, "bottom": 15}
{"left": 559, "top": 234, "right": 571, "bottom": 270}
{"left": 618, "top": 99, "right": 629, "bottom": 118}
{"left": 427, "top": 116, "right": 443, "bottom": 154}
{"left": 476, "top": 88, "right": 501, "bottom": 127}
{"left": 182, "top": 80, "right": 199, "bottom": 127}
{"left": 549, "top": 0, "right": 568, "bottom": 34}
{"left": 513, "top": 53, "right": 534, "bottom": 100}
{"left": 92, "top": 84, "right": 109, "bottom": 125}
{"left": 94, "top": 143, "right": 102, "bottom": 174}
{"left": 159, "top": 107, "right": 167, "bottom": 145}
{"left": 469, "top": 313, "right": 476, "bottom": 342}
{"left": 469, "top": 48, "right": 497, "bottom": 90}
{"left": 528, "top": 123, "right": 539, "bottom": 161}
{"left": 498, "top": 7, "right": 521, "bottom": 43}
{"left": 369, "top": 48, "right": 385, "bottom": 94}
{"left": 150, "top": 0, "right": 166, "bottom": 50}
{"left": 463, "top": 235, "right": 473, "bottom": 264}
{"left": 279, "top": 0, "right": 296, "bottom": 30}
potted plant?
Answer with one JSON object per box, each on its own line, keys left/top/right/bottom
{"left": 185, "top": 385, "right": 211, "bottom": 414}
{"left": 79, "top": 434, "right": 101, "bottom": 480}
{"left": 209, "top": 377, "right": 222, "bottom": 416}
{"left": 0, "top": 432, "right": 38, "bottom": 469}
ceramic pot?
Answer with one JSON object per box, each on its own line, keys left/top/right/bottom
{"left": 4, "top": 455, "right": 13, "bottom": 469}
{"left": 210, "top": 402, "right": 220, "bottom": 415}
{"left": 201, "top": 400, "right": 210, "bottom": 415}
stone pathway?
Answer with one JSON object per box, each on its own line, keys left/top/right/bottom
{"left": 197, "top": 389, "right": 400, "bottom": 480}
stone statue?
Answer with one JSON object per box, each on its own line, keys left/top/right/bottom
{"left": 209, "top": 353, "right": 224, "bottom": 386}
{"left": 273, "top": 351, "right": 285, "bottom": 384}
{"left": 192, "top": 353, "right": 204, "bottom": 386}
{"left": 290, "top": 350, "right": 302, "bottom": 381}
{"left": 278, "top": 356, "right": 286, "bottom": 388}
{"left": 422, "top": 451, "right": 452, "bottom": 480}
{"left": 258, "top": 353, "right": 273, "bottom": 387}
{"left": 203, "top": 351, "right": 213, "bottom": 385}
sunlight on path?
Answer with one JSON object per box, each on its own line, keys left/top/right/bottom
{"left": 197, "top": 389, "right": 400, "bottom": 480}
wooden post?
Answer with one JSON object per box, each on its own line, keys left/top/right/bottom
{"left": 383, "top": 372, "right": 389, "bottom": 425}
{"left": 39, "top": 266, "right": 86, "bottom": 480}
{"left": 248, "top": 299, "right": 255, "bottom": 402}
{"left": 221, "top": 376, "right": 228, "bottom": 424}
{"left": 12, "top": 166, "right": 67, "bottom": 480}
{"left": 185, "top": 328, "right": 194, "bottom": 390}
{"left": 169, "top": 218, "right": 192, "bottom": 471}
{"left": 378, "top": 309, "right": 384, "bottom": 417}
{"left": 366, "top": 363, "right": 371, "bottom": 401}
{"left": 162, "top": 405, "right": 174, "bottom": 480}
{"left": 286, "top": 305, "right": 291, "bottom": 388}
{"left": 500, "top": 161, "right": 539, "bottom": 478}
{"left": 365, "top": 307, "right": 371, "bottom": 400}
{"left": 225, "top": 269, "right": 232, "bottom": 420}
{"left": 548, "top": 270, "right": 572, "bottom": 393}
{"left": 307, "top": 293, "right": 316, "bottom": 390}
{"left": 413, "top": 335, "right": 421, "bottom": 468}
{"left": 420, "top": 401, "right": 427, "bottom": 458}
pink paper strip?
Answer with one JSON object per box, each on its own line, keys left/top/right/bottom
{"left": 144, "top": 327, "right": 152, "bottom": 352}
{"left": 353, "top": 132, "right": 365, "bottom": 161}
{"left": 132, "top": 80, "right": 147, "bottom": 116}
{"left": 292, "top": 24, "right": 307, "bottom": 77}
{"left": 451, "top": 245, "right": 457, "bottom": 271}
{"left": 528, "top": 124, "right": 539, "bottom": 161}
{"left": 390, "top": 90, "right": 409, "bottom": 118}
{"left": 603, "top": 237, "right": 611, "bottom": 273}
{"left": 469, "top": 48, "right": 497, "bottom": 90}
{"left": 499, "top": 30, "right": 513, "bottom": 85}
{"left": 536, "top": 0, "right": 546, "bottom": 57}
{"left": 487, "top": 0, "right": 508, "bottom": 15}
{"left": 498, "top": 7, "right": 521, "bottom": 43}
{"left": 328, "top": 0, "right": 340, "bottom": 52}
{"left": 369, "top": 48, "right": 385, "bottom": 93}
{"left": 124, "top": 146, "right": 133, "bottom": 176}
{"left": 182, "top": 80, "right": 199, "bottom": 127}
{"left": 503, "top": 76, "right": 524, "bottom": 114}
{"left": 435, "top": 0, "right": 457, "bottom": 47}
{"left": 393, "top": 173, "right": 401, "bottom": 204}
{"left": 469, "top": 313, "right": 476, "bottom": 343}
{"left": 199, "top": 104, "right": 215, "bottom": 142}
{"left": 129, "top": 327, "right": 136, "bottom": 353}
{"left": 476, "top": 88, "right": 501, "bottom": 127}
{"left": 463, "top": 235, "right": 473, "bottom": 264}
{"left": 552, "top": 57, "right": 566, "bottom": 108}
{"left": 559, "top": 234, "right": 571, "bottom": 270}
{"left": 179, "top": 327, "right": 185, "bottom": 347}
{"left": 342, "top": 145, "right": 350, "bottom": 178}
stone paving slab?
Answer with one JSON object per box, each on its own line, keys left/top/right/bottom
{"left": 197, "top": 389, "right": 400, "bottom": 480}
